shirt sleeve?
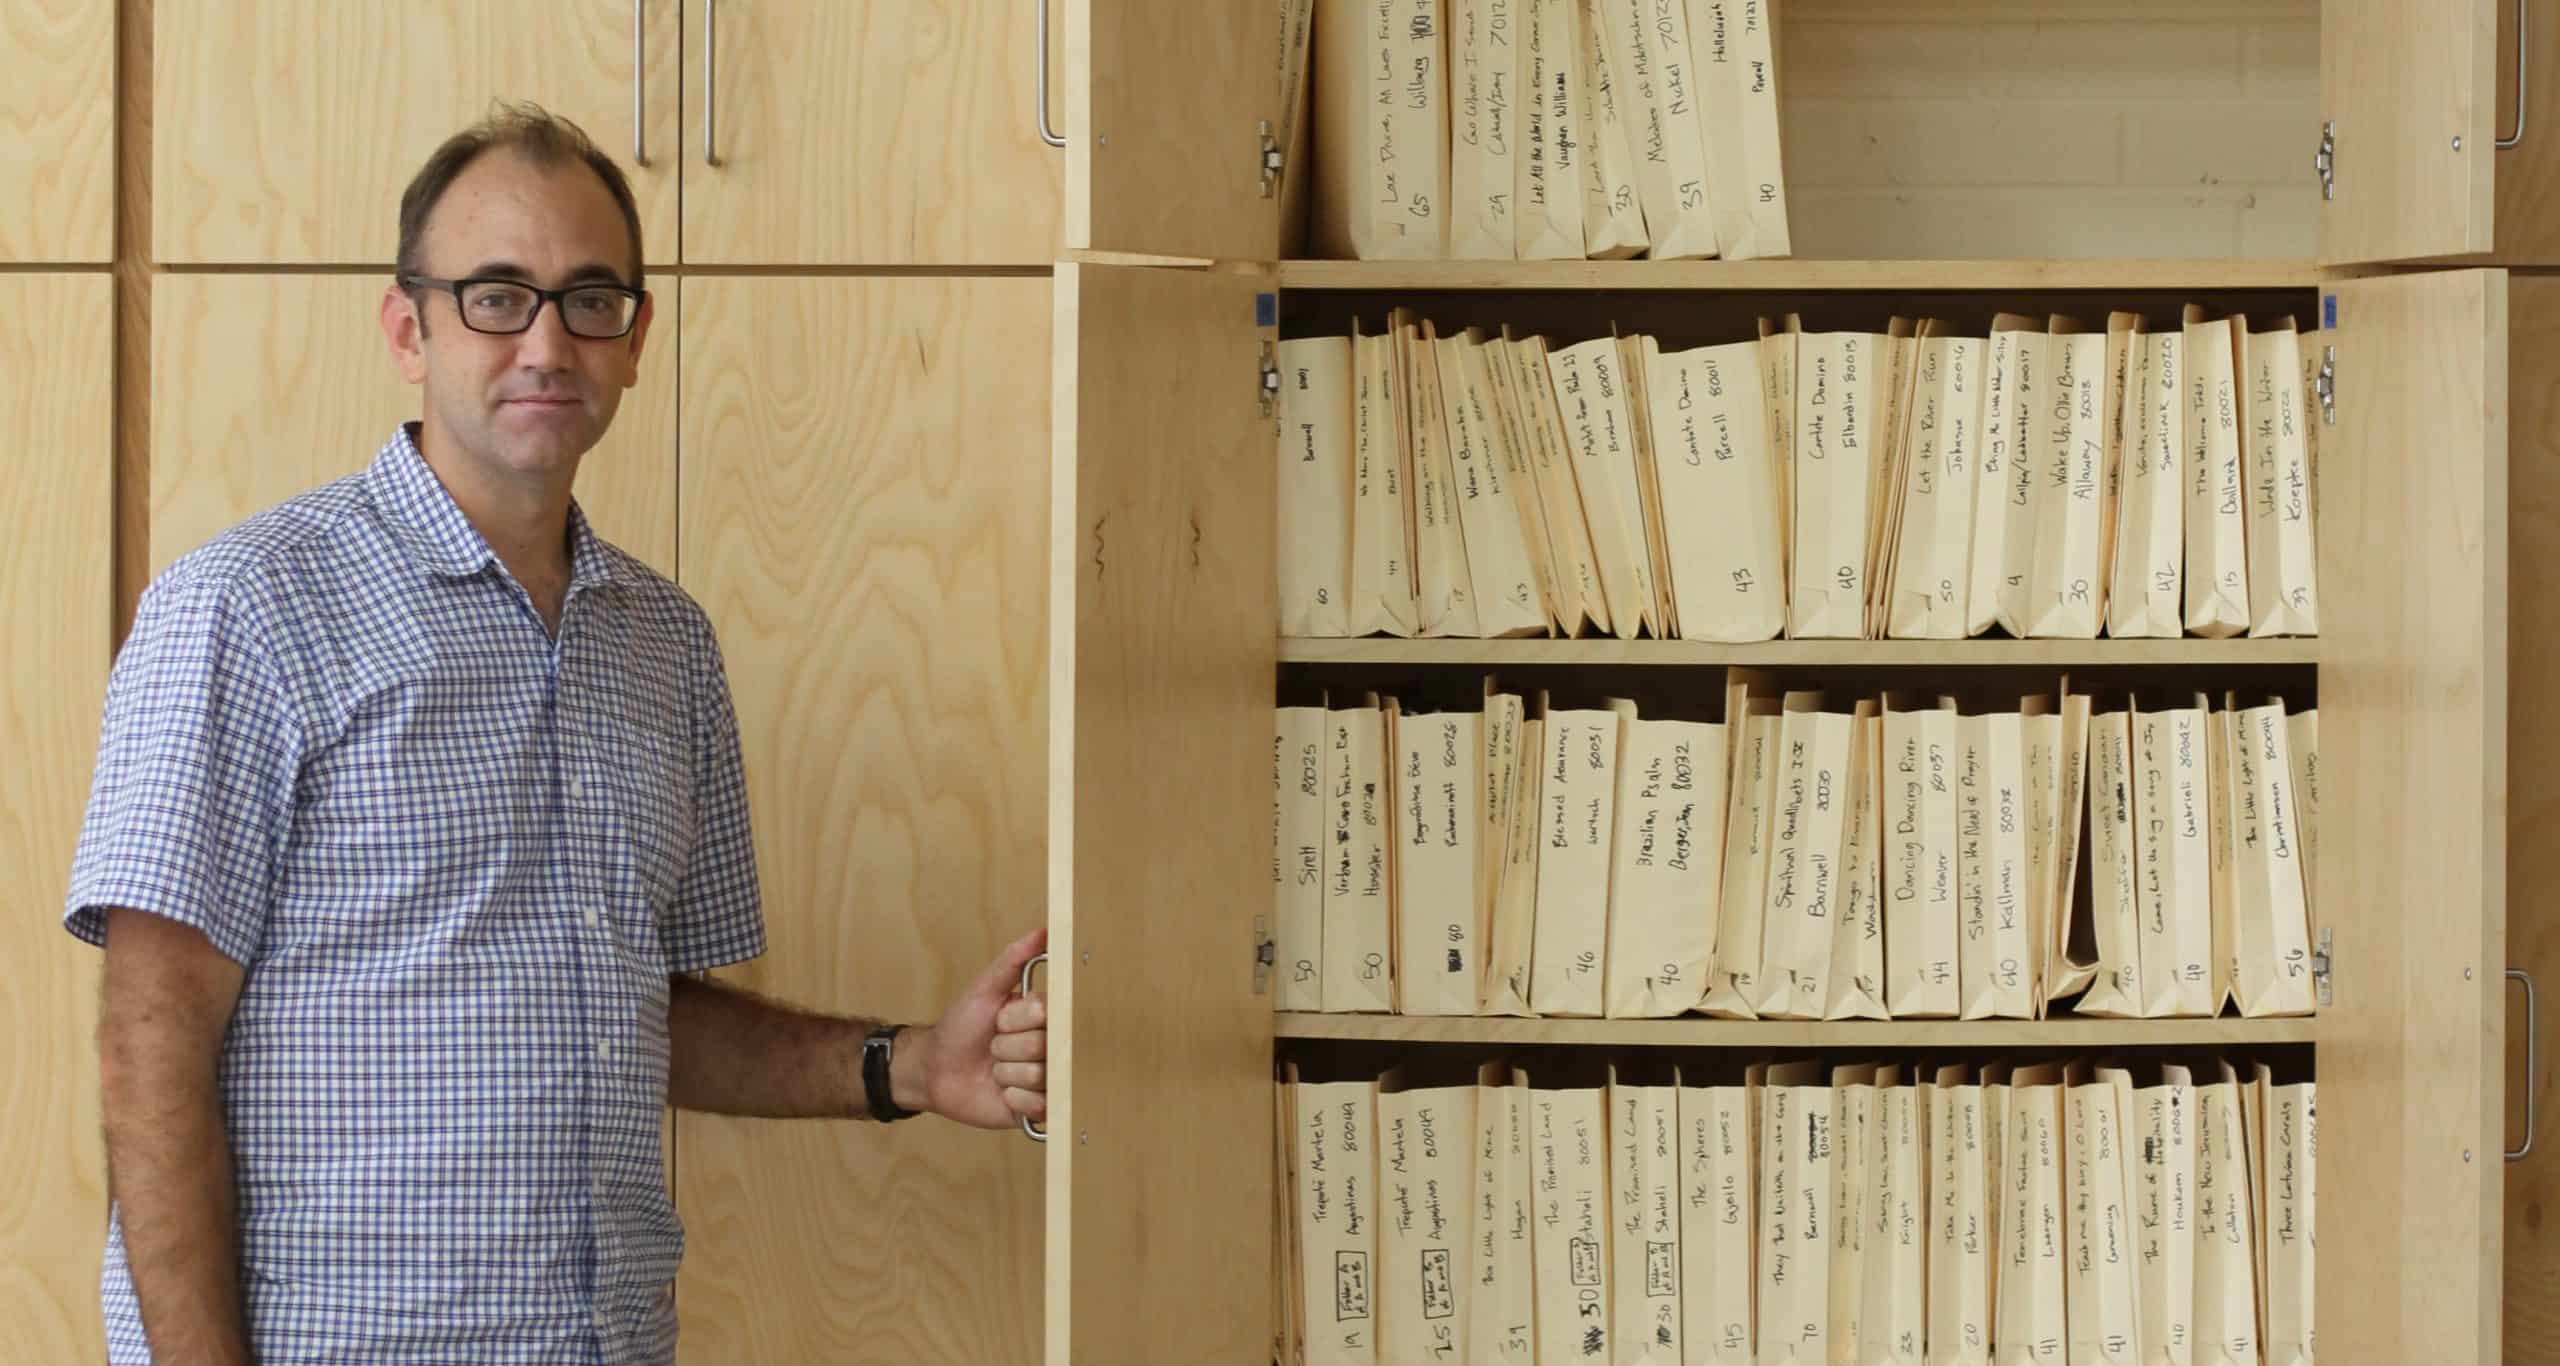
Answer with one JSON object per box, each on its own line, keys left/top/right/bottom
{"left": 64, "top": 572, "right": 306, "bottom": 965}
{"left": 663, "top": 608, "right": 766, "bottom": 974}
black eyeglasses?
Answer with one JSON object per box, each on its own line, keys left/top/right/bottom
{"left": 400, "top": 274, "right": 647, "bottom": 339}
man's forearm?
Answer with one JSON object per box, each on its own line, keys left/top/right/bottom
{"left": 667, "top": 974, "right": 926, "bottom": 1118}
{"left": 103, "top": 1041, "right": 249, "bottom": 1364}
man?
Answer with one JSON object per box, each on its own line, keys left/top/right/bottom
{"left": 63, "top": 104, "right": 1048, "bottom": 1364}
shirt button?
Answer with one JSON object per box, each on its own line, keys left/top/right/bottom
{"left": 584, "top": 908, "right": 602, "bottom": 929}
{"left": 598, "top": 1040, "right": 613, "bottom": 1063}
{"left": 567, "top": 776, "right": 587, "bottom": 801}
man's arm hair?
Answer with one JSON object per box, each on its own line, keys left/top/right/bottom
{"left": 666, "top": 974, "right": 914, "bottom": 1119}
{"left": 98, "top": 906, "right": 252, "bottom": 1366}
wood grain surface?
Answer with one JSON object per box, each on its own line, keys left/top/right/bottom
{"left": 672, "top": 275, "right": 1049, "bottom": 1365}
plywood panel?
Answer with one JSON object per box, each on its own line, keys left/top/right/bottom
{"left": 0, "top": 0, "right": 114, "bottom": 261}
{"left": 1069, "top": 0, "right": 1276, "bottom": 259}
{"left": 1045, "top": 262, "right": 1275, "bottom": 1363}
{"left": 1777, "top": 1, "right": 2319, "bottom": 260}
{"left": 2484, "top": 0, "right": 2560, "bottom": 262}
{"left": 148, "top": 273, "right": 676, "bottom": 577}
{"left": 2505, "top": 274, "right": 2560, "bottom": 1363}
{"left": 672, "top": 275, "right": 1048, "bottom": 1365}
{"left": 2321, "top": 0, "right": 2497, "bottom": 262}
{"left": 153, "top": 0, "right": 679, "bottom": 265}
{"left": 2317, "top": 269, "right": 2507, "bottom": 1362}
{"left": 0, "top": 273, "right": 114, "bottom": 1362}
{"left": 680, "top": 0, "right": 1063, "bottom": 264}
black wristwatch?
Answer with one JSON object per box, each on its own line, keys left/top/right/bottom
{"left": 861, "top": 1024, "right": 921, "bottom": 1122}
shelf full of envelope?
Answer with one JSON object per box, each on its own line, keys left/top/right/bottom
{"left": 1278, "top": 1054, "right": 2313, "bottom": 1364}
{"left": 1283, "top": 0, "right": 1795, "bottom": 260}
{"left": 1271, "top": 674, "right": 2320, "bottom": 1021}
{"left": 1274, "top": 307, "right": 2319, "bottom": 642}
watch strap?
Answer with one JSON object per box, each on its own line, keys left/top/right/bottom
{"left": 862, "top": 1024, "right": 920, "bottom": 1122}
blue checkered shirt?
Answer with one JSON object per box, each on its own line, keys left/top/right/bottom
{"left": 64, "top": 426, "right": 766, "bottom": 1364}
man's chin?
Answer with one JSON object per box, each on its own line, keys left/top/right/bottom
{"left": 490, "top": 428, "right": 598, "bottom": 478}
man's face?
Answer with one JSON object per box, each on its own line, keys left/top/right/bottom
{"left": 381, "top": 150, "right": 652, "bottom": 486}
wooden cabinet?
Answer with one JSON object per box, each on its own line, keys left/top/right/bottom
{"left": 147, "top": 273, "right": 677, "bottom": 574}
{"left": 2506, "top": 275, "right": 2560, "bottom": 1364}
{"left": 1021, "top": 6, "right": 2523, "bottom": 1365}
{"left": 152, "top": 0, "right": 682, "bottom": 265}
{"left": 670, "top": 275, "right": 1050, "bottom": 1362}
{"left": 2315, "top": 268, "right": 2508, "bottom": 1359}
{"left": 0, "top": 274, "right": 112, "bottom": 1363}
{"left": 1042, "top": 262, "right": 1277, "bottom": 1362}
{"left": 2324, "top": 0, "right": 2560, "bottom": 263}
{"left": 679, "top": 0, "right": 1065, "bottom": 265}
{"left": 0, "top": 0, "right": 113, "bottom": 262}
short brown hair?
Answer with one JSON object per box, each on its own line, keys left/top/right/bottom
{"left": 396, "top": 101, "right": 645, "bottom": 296}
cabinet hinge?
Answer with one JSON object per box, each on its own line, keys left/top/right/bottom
{"left": 2310, "top": 927, "right": 2335, "bottom": 1007}
{"left": 1252, "top": 916, "right": 1277, "bottom": 995}
{"left": 2314, "top": 344, "right": 2337, "bottom": 426}
{"left": 2315, "top": 120, "right": 2336, "bottom": 201}
{"left": 1258, "top": 119, "right": 1284, "bottom": 199}
{"left": 1259, "top": 341, "right": 1282, "bottom": 418}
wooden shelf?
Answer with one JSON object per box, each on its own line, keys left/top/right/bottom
{"left": 1275, "top": 1013, "right": 2316, "bottom": 1048}
{"left": 1278, "top": 637, "right": 2320, "bottom": 667}
{"left": 1275, "top": 258, "right": 2329, "bottom": 293}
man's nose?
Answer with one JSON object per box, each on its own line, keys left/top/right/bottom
{"left": 513, "top": 298, "right": 579, "bottom": 370}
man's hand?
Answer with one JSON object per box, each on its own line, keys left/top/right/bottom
{"left": 899, "top": 927, "right": 1049, "bottom": 1130}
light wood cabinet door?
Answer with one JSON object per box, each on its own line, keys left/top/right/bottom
{"left": 672, "top": 276, "right": 1049, "bottom": 1364}
{"left": 0, "top": 0, "right": 113, "bottom": 261}
{"left": 2321, "top": 0, "right": 2499, "bottom": 263}
{"left": 2318, "top": 269, "right": 2508, "bottom": 1361}
{"left": 1067, "top": 0, "right": 1280, "bottom": 261}
{"left": 153, "top": 0, "right": 680, "bottom": 265}
{"left": 2506, "top": 275, "right": 2560, "bottom": 1363}
{"left": 2484, "top": 0, "right": 2560, "bottom": 261}
{"left": 0, "top": 274, "right": 113, "bottom": 1361}
{"left": 1045, "top": 262, "right": 1274, "bottom": 1363}
{"left": 149, "top": 273, "right": 677, "bottom": 574}
{"left": 679, "top": 0, "right": 1064, "bottom": 265}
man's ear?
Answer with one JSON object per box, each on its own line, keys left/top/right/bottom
{"left": 620, "top": 290, "right": 656, "bottom": 389}
{"left": 381, "top": 283, "right": 430, "bottom": 385}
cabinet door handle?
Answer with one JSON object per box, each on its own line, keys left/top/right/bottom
{"left": 2502, "top": 0, "right": 2529, "bottom": 150}
{"left": 703, "top": 0, "right": 722, "bottom": 166}
{"left": 2513, "top": 967, "right": 2540, "bottom": 1161}
{"left": 1020, "top": 952, "right": 1049, "bottom": 1141}
{"left": 632, "top": 1, "right": 649, "bottom": 167}
{"left": 1037, "top": 0, "right": 1066, "bottom": 149}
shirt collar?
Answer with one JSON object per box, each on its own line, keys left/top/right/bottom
{"left": 367, "top": 424, "right": 614, "bottom": 595}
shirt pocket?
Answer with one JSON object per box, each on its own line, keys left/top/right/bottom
{"left": 597, "top": 669, "right": 698, "bottom": 922}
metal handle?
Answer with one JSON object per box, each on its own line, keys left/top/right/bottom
{"left": 2512, "top": 967, "right": 2539, "bottom": 1161}
{"left": 1020, "top": 952, "right": 1049, "bottom": 1142}
{"left": 631, "top": 1, "right": 649, "bottom": 167}
{"left": 2502, "top": 0, "right": 2530, "bottom": 149}
{"left": 1036, "top": 0, "right": 1066, "bottom": 148}
{"left": 702, "top": 0, "right": 721, "bottom": 166}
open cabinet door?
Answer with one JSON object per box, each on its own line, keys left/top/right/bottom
{"left": 2319, "top": 269, "right": 2508, "bottom": 1361}
{"left": 1067, "top": 0, "right": 1279, "bottom": 260}
{"left": 2505, "top": 275, "right": 2560, "bottom": 1361}
{"left": 1047, "top": 262, "right": 1279, "bottom": 1363}
{"left": 2321, "top": 0, "right": 2497, "bottom": 263}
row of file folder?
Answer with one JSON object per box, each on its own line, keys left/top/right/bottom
{"left": 1272, "top": 676, "right": 2319, "bottom": 1020}
{"left": 1289, "top": 0, "right": 1794, "bottom": 260}
{"left": 1274, "top": 307, "right": 2320, "bottom": 641}
{"left": 1281, "top": 1055, "right": 2313, "bottom": 1365}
